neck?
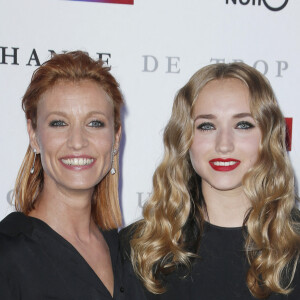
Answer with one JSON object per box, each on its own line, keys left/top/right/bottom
{"left": 202, "top": 181, "right": 251, "bottom": 228}
{"left": 29, "top": 181, "right": 96, "bottom": 241}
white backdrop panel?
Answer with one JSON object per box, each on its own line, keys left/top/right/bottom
{"left": 0, "top": 0, "right": 299, "bottom": 225}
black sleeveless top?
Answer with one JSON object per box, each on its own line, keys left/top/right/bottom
{"left": 0, "top": 212, "right": 127, "bottom": 300}
{"left": 121, "top": 222, "right": 300, "bottom": 300}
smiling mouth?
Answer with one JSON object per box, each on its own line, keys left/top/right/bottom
{"left": 61, "top": 158, "right": 94, "bottom": 166}
{"left": 211, "top": 161, "right": 238, "bottom": 166}
{"left": 209, "top": 159, "right": 240, "bottom": 171}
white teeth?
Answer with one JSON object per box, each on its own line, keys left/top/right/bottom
{"left": 213, "top": 161, "right": 237, "bottom": 166}
{"left": 61, "top": 158, "right": 94, "bottom": 166}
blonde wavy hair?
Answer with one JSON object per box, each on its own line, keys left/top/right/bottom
{"left": 130, "top": 62, "right": 300, "bottom": 298}
{"left": 14, "top": 51, "right": 123, "bottom": 230}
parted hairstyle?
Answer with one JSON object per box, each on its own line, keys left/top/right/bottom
{"left": 14, "top": 51, "right": 124, "bottom": 230}
{"left": 130, "top": 62, "right": 300, "bottom": 298}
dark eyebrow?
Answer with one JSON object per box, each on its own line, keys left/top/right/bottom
{"left": 233, "top": 113, "right": 253, "bottom": 118}
{"left": 46, "top": 111, "right": 107, "bottom": 119}
{"left": 86, "top": 111, "right": 107, "bottom": 118}
{"left": 194, "top": 114, "right": 215, "bottom": 121}
{"left": 46, "top": 111, "right": 68, "bottom": 118}
{"left": 194, "top": 112, "right": 253, "bottom": 121}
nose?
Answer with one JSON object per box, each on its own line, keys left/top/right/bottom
{"left": 67, "top": 125, "right": 88, "bottom": 150}
{"left": 215, "top": 128, "right": 234, "bottom": 154}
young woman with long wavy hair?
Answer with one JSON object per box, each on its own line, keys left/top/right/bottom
{"left": 122, "top": 62, "right": 300, "bottom": 299}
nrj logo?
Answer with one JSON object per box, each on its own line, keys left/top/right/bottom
{"left": 226, "top": 0, "right": 288, "bottom": 11}
{"left": 67, "top": 0, "right": 133, "bottom": 4}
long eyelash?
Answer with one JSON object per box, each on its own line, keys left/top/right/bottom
{"left": 49, "top": 120, "right": 65, "bottom": 127}
{"left": 89, "top": 120, "right": 105, "bottom": 127}
{"left": 197, "top": 122, "right": 214, "bottom": 131}
{"left": 237, "top": 121, "right": 254, "bottom": 129}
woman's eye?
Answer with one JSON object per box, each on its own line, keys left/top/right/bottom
{"left": 236, "top": 121, "right": 254, "bottom": 130}
{"left": 88, "top": 120, "right": 104, "bottom": 128}
{"left": 49, "top": 120, "right": 66, "bottom": 127}
{"left": 197, "top": 122, "right": 215, "bottom": 131}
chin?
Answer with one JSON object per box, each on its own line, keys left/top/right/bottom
{"left": 212, "top": 183, "right": 242, "bottom": 192}
{"left": 208, "top": 178, "right": 242, "bottom": 191}
{"left": 62, "top": 180, "right": 98, "bottom": 191}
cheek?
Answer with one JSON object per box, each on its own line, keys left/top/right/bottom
{"left": 239, "top": 135, "right": 261, "bottom": 162}
{"left": 38, "top": 131, "right": 65, "bottom": 155}
{"left": 190, "top": 134, "right": 211, "bottom": 156}
{"left": 189, "top": 136, "right": 210, "bottom": 169}
{"left": 36, "top": 133, "right": 67, "bottom": 174}
{"left": 93, "top": 131, "right": 115, "bottom": 152}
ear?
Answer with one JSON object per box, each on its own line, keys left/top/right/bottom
{"left": 113, "top": 126, "right": 122, "bottom": 153}
{"left": 27, "top": 119, "right": 40, "bottom": 153}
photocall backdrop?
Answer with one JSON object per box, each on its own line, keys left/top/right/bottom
{"left": 0, "top": 0, "right": 299, "bottom": 226}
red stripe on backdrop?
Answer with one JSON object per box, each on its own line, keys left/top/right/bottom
{"left": 285, "top": 118, "right": 293, "bottom": 151}
{"left": 68, "top": 0, "right": 134, "bottom": 4}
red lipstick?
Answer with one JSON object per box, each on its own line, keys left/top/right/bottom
{"left": 209, "top": 158, "right": 240, "bottom": 172}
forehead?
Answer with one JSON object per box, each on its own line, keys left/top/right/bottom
{"left": 37, "top": 80, "right": 113, "bottom": 115}
{"left": 193, "top": 78, "right": 251, "bottom": 115}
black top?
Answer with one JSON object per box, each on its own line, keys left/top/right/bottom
{"left": 0, "top": 212, "right": 126, "bottom": 300}
{"left": 120, "top": 223, "right": 300, "bottom": 300}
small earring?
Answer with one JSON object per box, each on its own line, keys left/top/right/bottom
{"left": 30, "top": 149, "right": 37, "bottom": 174}
{"left": 110, "top": 167, "right": 116, "bottom": 175}
{"left": 110, "top": 149, "right": 118, "bottom": 175}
